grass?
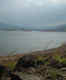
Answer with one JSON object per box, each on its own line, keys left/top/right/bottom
{"left": 49, "top": 70, "right": 57, "bottom": 80}
{"left": 54, "top": 55, "right": 66, "bottom": 63}
{"left": 8, "top": 62, "right": 16, "bottom": 71}
{"left": 4, "top": 61, "right": 16, "bottom": 71}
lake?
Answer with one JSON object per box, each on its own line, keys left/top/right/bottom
{"left": 0, "top": 31, "right": 66, "bottom": 56}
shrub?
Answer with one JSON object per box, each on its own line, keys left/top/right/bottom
{"left": 8, "top": 62, "right": 16, "bottom": 71}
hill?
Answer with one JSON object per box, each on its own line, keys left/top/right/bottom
{"left": 55, "top": 24, "right": 66, "bottom": 32}
{"left": 0, "top": 23, "right": 66, "bottom": 32}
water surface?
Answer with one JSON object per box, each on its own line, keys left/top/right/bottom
{"left": 0, "top": 31, "right": 66, "bottom": 56}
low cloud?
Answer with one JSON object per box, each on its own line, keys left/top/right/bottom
{"left": 0, "top": 0, "right": 66, "bottom": 26}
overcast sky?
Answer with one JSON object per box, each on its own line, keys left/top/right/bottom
{"left": 0, "top": 0, "right": 66, "bottom": 26}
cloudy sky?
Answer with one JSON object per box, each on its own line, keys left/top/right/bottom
{"left": 0, "top": 0, "right": 66, "bottom": 26}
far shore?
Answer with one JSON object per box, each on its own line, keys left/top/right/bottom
{"left": 0, "top": 29, "right": 66, "bottom": 32}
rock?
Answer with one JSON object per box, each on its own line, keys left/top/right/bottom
{"left": 46, "top": 76, "right": 53, "bottom": 80}
{"left": 17, "top": 73, "right": 43, "bottom": 80}
{"left": 15, "top": 55, "right": 36, "bottom": 72}
{"left": 26, "top": 67, "right": 36, "bottom": 74}
{"left": 10, "top": 74, "right": 22, "bottom": 80}
{"left": 0, "top": 64, "right": 8, "bottom": 80}
{"left": 48, "top": 58, "right": 64, "bottom": 69}
{"left": 56, "top": 74, "right": 64, "bottom": 80}
{"left": 0, "top": 64, "right": 23, "bottom": 80}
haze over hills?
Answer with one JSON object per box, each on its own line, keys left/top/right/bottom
{"left": 56, "top": 24, "right": 66, "bottom": 32}
{"left": 0, "top": 22, "right": 66, "bottom": 32}
{"left": 0, "top": 23, "right": 19, "bottom": 30}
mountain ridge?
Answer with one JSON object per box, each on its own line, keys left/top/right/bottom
{"left": 0, "top": 23, "right": 66, "bottom": 31}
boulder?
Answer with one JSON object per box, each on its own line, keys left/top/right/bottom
{"left": 15, "top": 55, "right": 36, "bottom": 71}
{"left": 0, "top": 64, "right": 11, "bottom": 80}
{"left": 10, "top": 74, "right": 22, "bottom": 80}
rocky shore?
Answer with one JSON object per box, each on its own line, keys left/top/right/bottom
{"left": 0, "top": 44, "right": 66, "bottom": 80}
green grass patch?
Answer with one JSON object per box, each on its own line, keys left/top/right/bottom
{"left": 8, "top": 62, "right": 16, "bottom": 71}
{"left": 49, "top": 69, "right": 57, "bottom": 80}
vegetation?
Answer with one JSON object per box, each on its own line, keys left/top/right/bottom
{"left": 8, "top": 62, "right": 16, "bottom": 71}
{"left": 0, "top": 44, "right": 66, "bottom": 80}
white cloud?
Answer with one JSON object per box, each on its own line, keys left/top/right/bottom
{"left": 0, "top": 0, "right": 66, "bottom": 25}
{"left": 12, "top": 0, "right": 66, "bottom": 9}
{"left": 50, "top": 0, "right": 66, "bottom": 4}
{"left": 15, "top": 0, "right": 66, "bottom": 8}
{"left": 23, "top": 0, "right": 47, "bottom": 7}
{"left": 33, "top": 1, "right": 44, "bottom": 7}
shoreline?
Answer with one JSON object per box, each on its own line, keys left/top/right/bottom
{"left": 0, "top": 44, "right": 66, "bottom": 62}
{"left": 0, "top": 44, "right": 65, "bottom": 57}
{"left": 0, "top": 44, "right": 66, "bottom": 80}
{"left": 0, "top": 43, "right": 63, "bottom": 57}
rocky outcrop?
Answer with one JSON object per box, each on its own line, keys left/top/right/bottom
{"left": 15, "top": 55, "right": 44, "bottom": 72}
{"left": 0, "top": 44, "right": 66, "bottom": 80}
{"left": 0, "top": 65, "right": 9, "bottom": 80}
{"left": 14, "top": 55, "right": 36, "bottom": 72}
{"left": 9, "top": 73, "right": 22, "bottom": 80}
{"left": 0, "top": 64, "right": 22, "bottom": 80}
